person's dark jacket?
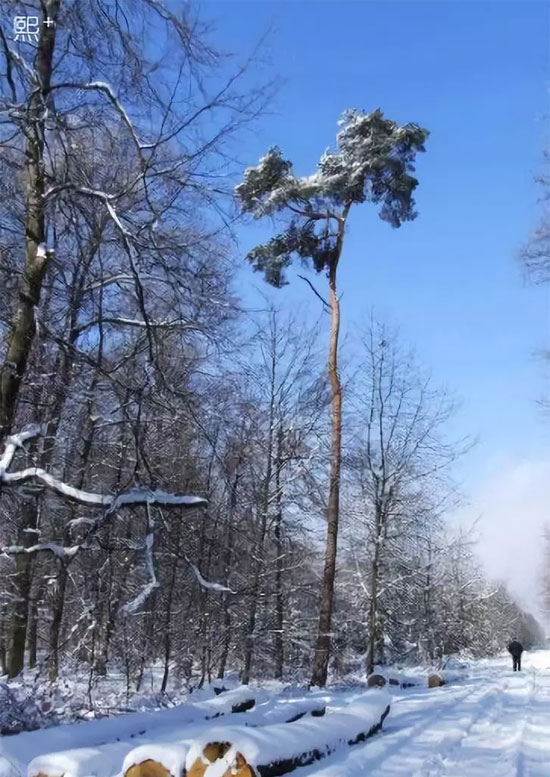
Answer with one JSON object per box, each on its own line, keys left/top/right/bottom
{"left": 507, "top": 640, "right": 523, "bottom": 657}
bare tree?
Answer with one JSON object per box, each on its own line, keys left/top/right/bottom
{"left": 346, "top": 324, "right": 464, "bottom": 674}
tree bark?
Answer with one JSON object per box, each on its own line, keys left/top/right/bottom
{"left": 218, "top": 465, "right": 240, "bottom": 680}
{"left": 27, "top": 574, "right": 44, "bottom": 669}
{"left": 366, "top": 507, "right": 383, "bottom": 676}
{"left": 310, "top": 207, "right": 349, "bottom": 687}
{"left": 274, "top": 423, "right": 285, "bottom": 679}
{"left": 5, "top": 497, "right": 40, "bottom": 677}
{"left": 48, "top": 561, "right": 68, "bottom": 679}
{"left": 241, "top": 350, "right": 276, "bottom": 684}
{"left": 160, "top": 553, "right": 178, "bottom": 694}
{"left": 0, "top": 0, "right": 60, "bottom": 443}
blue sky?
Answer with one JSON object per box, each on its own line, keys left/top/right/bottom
{"left": 8, "top": 0, "right": 549, "bottom": 612}
{"left": 203, "top": 0, "right": 548, "bottom": 471}
{"left": 203, "top": 0, "right": 549, "bottom": 604}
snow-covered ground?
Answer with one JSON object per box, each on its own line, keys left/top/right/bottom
{"left": 300, "top": 650, "right": 550, "bottom": 777}
{"left": 1, "top": 651, "right": 549, "bottom": 777}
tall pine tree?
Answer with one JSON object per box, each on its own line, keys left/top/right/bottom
{"left": 236, "top": 109, "right": 429, "bottom": 685}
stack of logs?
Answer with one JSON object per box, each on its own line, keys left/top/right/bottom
{"left": 30, "top": 688, "right": 392, "bottom": 777}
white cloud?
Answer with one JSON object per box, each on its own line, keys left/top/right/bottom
{"left": 453, "top": 455, "right": 550, "bottom": 621}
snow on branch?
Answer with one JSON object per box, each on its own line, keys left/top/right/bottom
{"left": 2, "top": 465, "right": 206, "bottom": 511}
{"left": 188, "top": 559, "right": 234, "bottom": 594}
{"left": 45, "top": 81, "right": 154, "bottom": 151}
{"left": 0, "top": 424, "right": 43, "bottom": 475}
{"left": 0, "top": 423, "right": 206, "bottom": 521}
{"left": 73, "top": 316, "right": 202, "bottom": 337}
{"left": 0, "top": 426, "right": 208, "bottom": 616}
{"left": 1, "top": 542, "right": 79, "bottom": 560}
{"left": 123, "top": 506, "right": 159, "bottom": 614}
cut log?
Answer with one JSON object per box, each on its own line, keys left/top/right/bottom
{"left": 125, "top": 760, "right": 172, "bottom": 777}
{"left": 185, "top": 691, "right": 391, "bottom": 777}
{"left": 428, "top": 674, "right": 445, "bottom": 688}
{"left": 232, "top": 698, "right": 256, "bottom": 714}
{"left": 188, "top": 747, "right": 253, "bottom": 777}
{"left": 122, "top": 745, "right": 189, "bottom": 777}
{"left": 367, "top": 674, "right": 386, "bottom": 688}
{"left": 27, "top": 689, "right": 262, "bottom": 777}
{"left": 186, "top": 743, "right": 235, "bottom": 777}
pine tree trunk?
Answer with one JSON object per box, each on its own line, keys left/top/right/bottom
{"left": 48, "top": 385, "right": 99, "bottom": 678}
{"left": 1, "top": 3, "right": 59, "bottom": 677}
{"left": 0, "top": 0, "right": 59, "bottom": 443}
{"left": 310, "top": 208, "right": 349, "bottom": 687}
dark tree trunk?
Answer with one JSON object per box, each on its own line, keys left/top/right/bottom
{"left": 218, "top": 466, "right": 239, "bottom": 680}
{"left": 0, "top": 0, "right": 60, "bottom": 443}
{"left": 242, "top": 357, "right": 276, "bottom": 685}
{"left": 27, "top": 575, "right": 44, "bottom": 669}
{"left": 6, "top": 498, "right": 40, "bottom": 677}
{"left": 48, "top": 562, "right": 68, "bottom": 679}
{"left": 160, "top": 554, "right": 178, "bottom": 694}
{"left": 274, "top": 423, "right": 285, "bottom": 679}
{"left": 366, "top": 506, "right": 383, "bottom": 676}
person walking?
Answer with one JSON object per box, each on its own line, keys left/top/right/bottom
{"left": 507, "top": 638, "right": 523, "bottom": 671}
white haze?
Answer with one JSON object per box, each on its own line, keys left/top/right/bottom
{"left": 454, "top": 455, "right": 550, "bottom": 626}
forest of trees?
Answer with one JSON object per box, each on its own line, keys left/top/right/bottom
{"left": 0, "top": 0, "right": 543, "bottom": 699}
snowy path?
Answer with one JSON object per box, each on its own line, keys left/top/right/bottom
{"left": 299, "top": 650, "right": 550, "bottom": 777}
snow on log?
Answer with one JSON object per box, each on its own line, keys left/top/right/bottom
{"left": 120, "top": 695, "right": 330, "bottom": 777}
{"left": 123, "top": 745, "right": 189, "bottom": 777}
{"left": 244, "top": 696, "right": 328, "bottom": 726}
{"left": 24, "top": 688, "right": 263, "bottom": 777}
{"left": 185, "top": 691, "right": 391, "bottom": 777}
{"left": 25, "top": 691, "right": 329, "bottom": 777}
{"left": 28, "top": 743, "right": 135, "bottom": 777}
{"left": 428, "top": 674, "right": 445, "bottom": 688}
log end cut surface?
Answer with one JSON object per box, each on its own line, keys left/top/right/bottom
{"left": 367, "top": 674, "right": 387, "bottom": 688}
{"left": 125, "top": 761, "right": 172, "bottom": 777}
{"left": 188, "top": 743, "right": 254, "bottom": 777}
